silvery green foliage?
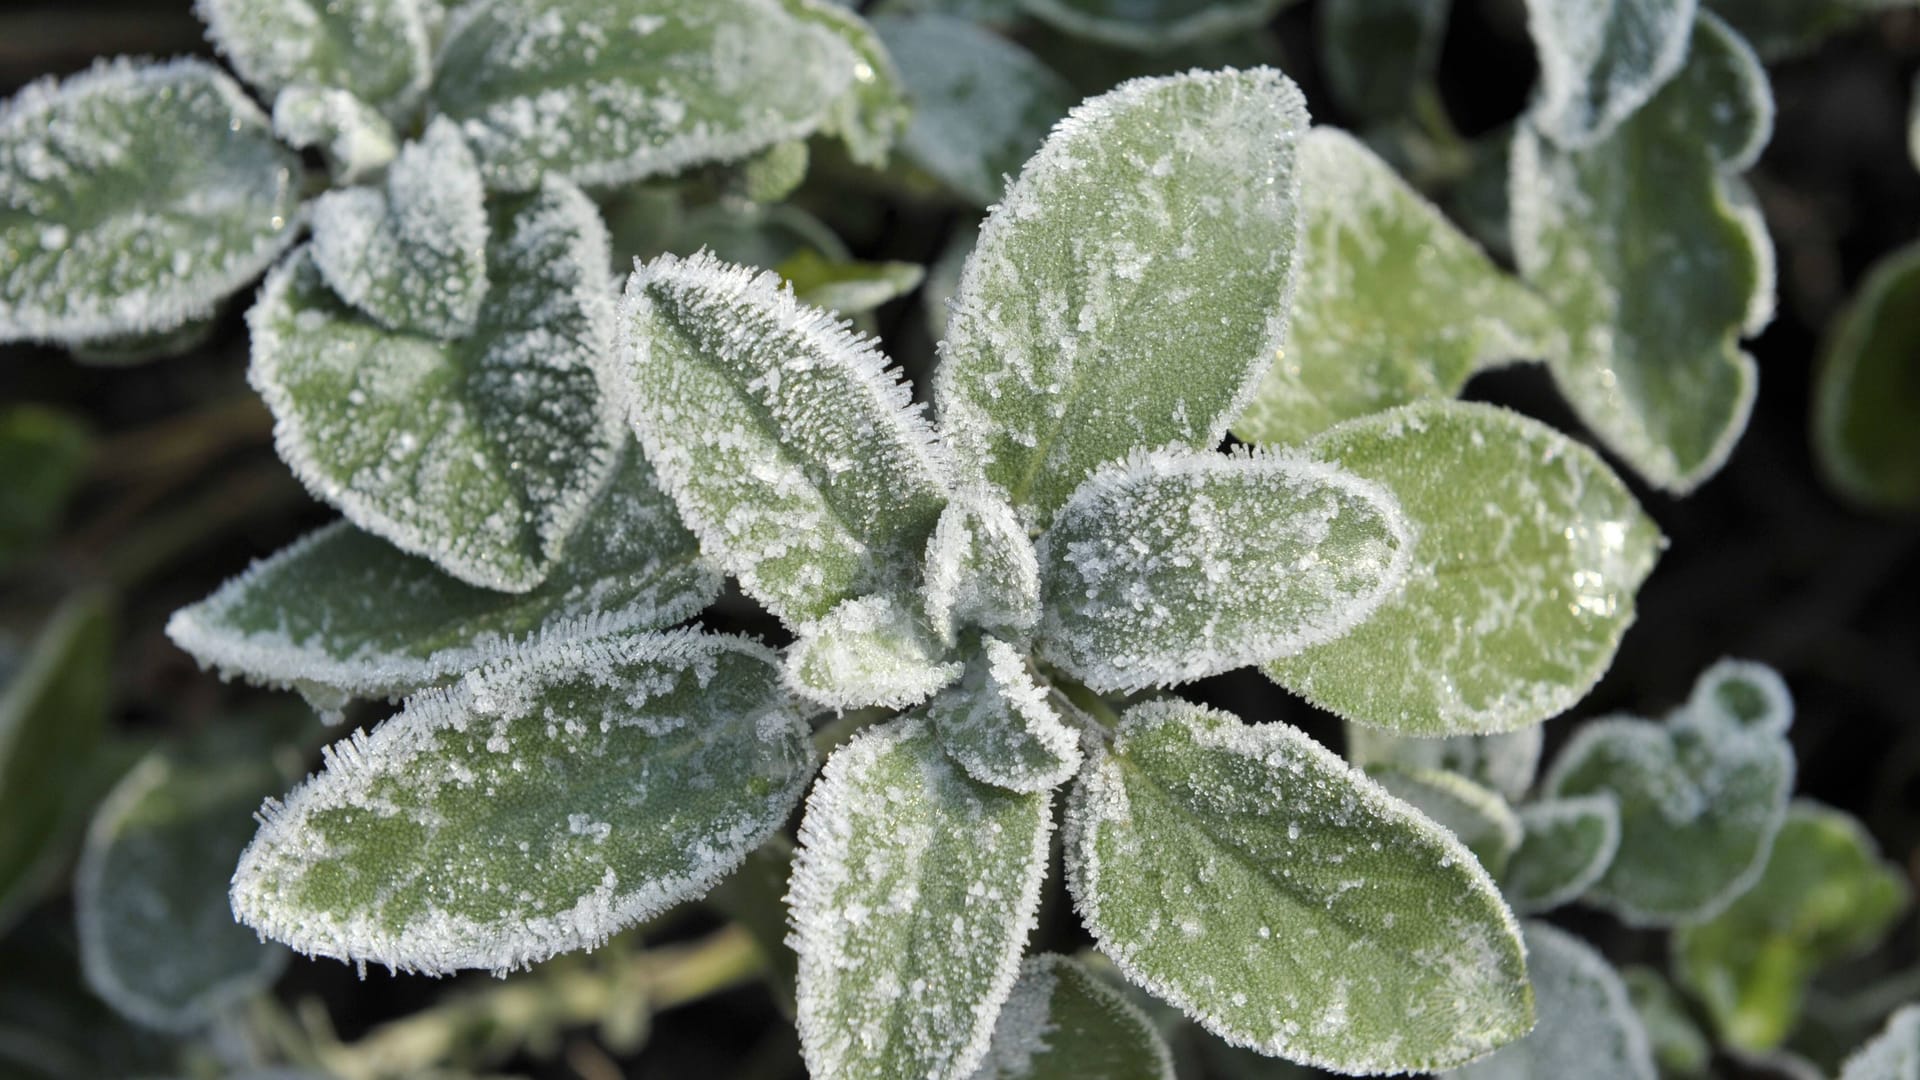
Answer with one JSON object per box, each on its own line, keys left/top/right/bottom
{"left": 1446, "top": 922, "right": 1656, "bottom": 1080}
{"left": 786, "top": 595, "right": 964, "bottom": 711}
{"left": 250, "top": 179, "right": 623, "bottom": 592}
{"left": 1501, "top": 795, "right": 1622, "bottom": 913}
{"left": 927, "top": 637, "right": 1081, "bottom": 794}
{"left": 1840, "top": 1005, "right": 1920, "bottom": 1080}
{"left": 0, "top": 59, "right": 301, "bottom": 345}
{"left": 164, "top": 445, "right": 719, "bottom": 712}
{"left": 270, "top": 86, "right": 397, "bottom": 185}
{"left": 1019, "top": 0, "right": 1293, "bottom": 50}
{"left": 1522, "top": 0, "right": 1697, "bottom": 148}
{"left": 1344, "top": 724, "right": 1544, "bottom": 802}
{"left": 1067, "top": 700, "right": 1532, "bottom": 1073}
{"left": 937, "top": 67, "right": 1307, "bottom": 527}
{"left": 309, "top": 118, "right": 489, "bottom": 339}
{"left": 230, "top": 630, "right": 814, "bottom": 975}
{"left": 774, "top": 0, "right": 912, "bottom": 168}
{"left": 966, "top": 954, "right": 1174, "bottom": 1080}
{"left": 921, "top": 490, "right": 1041, "bottom": 646}
{"left": 1367, "top": 766, "right": 1522, "bottom": 877}
{"left": 195, "top": 0, "right": 431, "bottom": 118}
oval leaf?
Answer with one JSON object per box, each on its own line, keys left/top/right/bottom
{"left": 196, "top": 0, "right": 430, "bottom": 115}
{"left": 230, "top": 630, "right": 814, "bottom": 974}
{"left": 968, "top": 953, "right": 1174, "bottom": 1080}
{"left": 936, "top": 67, "right": 1308, "bottom": 526}
{"left": 0, "top": 59, "right": 302, "bottom": 345}
{"left": 790, "top": 716, "right": 1053, "bottom": 1080}
{"left": 1067, "top": 700, "right": 1532, "bottom": 1074}
{"left": 1265, "top": 401, "right": 1661, "bottom": 734}
{"left": 929, "top": 637, "right": 1082, "bottom": 794}
{"left": 271, "top": 86, "right": 398, "bottom": 185}
{"left": 1368, "top": 765, "right": 1523, "bottom": 878}
{"left": 775, "top": 0, "right": 911, "bottom": 168}
{"left": 1813, "top": 241, "right": 1920, "bottom": 512}
{"left": 251, "top": 178, "right": 622, "bottom": 592}
{"left": 1036, "top": 449, "right": 1411, "bottom": 694}
{"left": 1019, "top": 0, "right": 1290, "bottom": 50}
{"left": 621, "top": 251, "right": 950, "bottom": 624}
{"left": 786, "top": 595, "right": 963, "bottom": 712}
{"left": 1501, "top": 794, "right": 1622, "bottom": 914}
{"left": 1445, "top": 921, "right": 1656, "bottom": 1080}
{"left": 1344, "top": 724, "right": 1544, "bottom": 803}
{"left": 1523, "top": 0, "right": 1697, "bottom": 148}
{"left": 922, "top": 489, "right": 1041, "bottom": 646}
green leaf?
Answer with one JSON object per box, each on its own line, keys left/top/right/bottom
{"left": 165, "top": 444, "right": 719, "bottom": 710}
{"left": 790, "top": 716, "right": 1052, "bottom": 1080}
{"left": 922, "top": 488, "right": 1040, "bottom": 646}
{"left": 1673, "top": 801, "right": 1911, "bottom": 1052}
{"left": 928, "top": 636, "right": 1082, "bottom": 794}
{"left": 1839, "top": 1005, "right": 1920, "bottom": 1080}
{"left": 1265, "top": 402, "right": 1659, "bottom": 733}
{"left": 1688, "top": 657, "right": 1793, "bottom": 735}
{"left": 310, "top": 118, "right": 489, "bottom": 339}
{"left": 1445, "top": 921, "right": 1656, "bottom": 1080}
{"left": 620, "top": 251, "right": 950, "bottom": 624}
{"left": 969, "top": 954, "right": 1174, "bottom": 1080}
{"left": 1319, "top": 0, "right": 1452, "bottom": 123}
{"left": 250, "top": 178, "right": 622, "bottom": 593}
{"left": 195, "top": 0, "right": 430, "bottom": 116}
{"left": 1067, "top": 699, "right": 1532, "bottom": 1074}
{"left": 936, "top": 68, "right": 1308, "bottom": 527}
{"left": 1621, "top": 966, "right": 1711, "bottom": 1078}
{"left": 1344, "top": 724, "right": 1543, "bottom": 802}
{"left": 75, "top": 715, "right": 306, "bottom": 1031}
{"left": 1513, "top": 11, "right": 1775, "bottom": 492}
{"left": 1368, "top": 766, "right": 1522, "bottom": 877}
{"left": 1500, "top": 794, "right": 1621, "bottom": 913}
{"left": 1018, "top": 0, "right": 1292, "bottom": 50}
{"left": 0, "top": 405, "right": 90, "bottom": 572}
{"left": 0, "top": 59, "right": 303, "bottom": 345}
{"left": 1704, "top": 0, "right": 1913, "bottom": 60}
{"left": 741, "top": 140, "right": 811, "bottom": 204}
{"left": 777, "top": 249, "right": 926, "bottom": 316}
{"left": 0, "top": 593, "right": 113, "bottom": 934}
{"left": 871, "top": 14, "right": 1077, "bottom": 207}
{"left": 1522, "top": 0, "right": 1696, "bottom": 148}
{"left": 776, "top": 0, "right": 912, "bottom": 167}
{"left": 1232, "top": 132, "right": 1558, "bottom": 447}
{"left": 230, "top": 629, "right": 814, "bottom": 974}
{"left": 270, "top": 86, "right": 398, "bottom": 185}
{"left": 1813, "top": 241, "right": 1920, "bottom": 512}
{"left": 1036, "top": 449, "right": 1411, "bottom": 694}
{"left": 431, "top": 0, "right": 865, "bottom": 192}
{"left": 1541, "top": 661, "right": 1795, "bottom": 926}
{"left": 786, "top": 595, "right": 963, "bottom": 711}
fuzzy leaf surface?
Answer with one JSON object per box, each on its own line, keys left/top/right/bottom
{"left": 1674, "top": 801, "right": 1911, "bottom": 1052}
{"left": 790, "top": 716, "right": 1052, "bottom": 1080}
{"left": 928, "top": 637, "right": 1081, "bottom": 794}
{"left": 1344, "top": 724, "right": 1543, "bottom": 802}
{"left": 775, "top": 0, "right": 911, "bottom": 167}
{"left": 1522, "top": 0, "right": 1697, "bottom": 148}
{"left": 937, "top": 68, "right": 1307, "bottom": 527}
{"left": 270, "top": 86, "right": 397, "bottom": 185}
{"left": 1067, "top": 700, "right": 1532, "bottom": 1074}
{"left": 872, "top": 14, "right": 1077, "bottom": 207}
{"left": 310, "top": 118, "right": 489, "bottom": 339}
{"left": 431, "top": 0, "right": 860, "bottom": 191}
{"left": 967, "top": 953, "right": 1174, "bottom": 1080}
{"left": 786, "top": 595, "right": 962, "bottom": 711}
{"left": 1514, "top": 11, "right": 1775, "bottom": 492}
{"left": 1036, "top": 450, "right": 1411, "bottom": 694}
{"left": 230, "top": 630, "right": 814, "bottom": 975}
{"left": 1840, "top": 1006, "right": 1920, "bottom": 1080}
{"left": 1018, "top": 0, "right": 1291, "bottom": 50}
{"left": 1501, "top": 794, "right": 1621, "bottom": 913}
{"left": 1233, "top": 132, "right": 1557, "bottom": 446}
{"left": 621, "top": 251, "right": 950, "bottom": 624}
{"left": 196, "top": 0, "right": 429, "bottom": 114}
{"left": 250, "top": 180, "right": 622, "bottom": 593}
{"left": 0, "top": 59, "right": 301, "bottom": 345}
{"left": 1446, "top": 921, "right": 1656, "bottom": 1080}
{"left": 1813, "top": 242, "right": 1920, "bottom": 511}
{"left": 1265, "top": 402, "right": 1660, "bottom": 733}
{"left": 1368, "top": 766, "right": 1522, "bottom": 878}
{"left": 166, "top": 445, "right": 719, "bottom": 708}
{"left": 922, "top": 490, "right": 1040, "bottom": 645}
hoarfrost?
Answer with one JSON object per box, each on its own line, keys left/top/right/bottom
{"left": 922, "top": 489, "right": 1041, "bottom": 646}
{"left": 1345, "top": 723, "right": 1545, "bottom": 803}
{"left": 271, "top": 85, "right": 397, "bottom": 185}
{"left": 1835, "top": 999, "right": 1920, "bottom": 1079}
{"left": 196, "top": 0, "right": 430, "bottom": 117}
{"left": 786, "top": 595, "right": 963, "bottom": 712}
{"left": 1445, "top": 921, "right": 1656, "bottom": 1079}
{"left": 928, "top": 637, "right": 1082, "bottom": 794}
{"left": 1523, "top": 0, "right": 1697, "bottom": 148}
{"left": 1501, "top": 794, "right": 1622, "bottom": 913}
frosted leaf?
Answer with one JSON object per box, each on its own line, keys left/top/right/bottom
{"left": 928, "top": 637, "right": 1081, "bottom": 794}
{"left": 937, "top": 68, "right": 1308, "bottom": 527}
{"left": 1344, "top": 724, "right": 1544, "bottom": 802}
{"left": 431, "top": 0, "right": 860, "bottom": 192}
{"left": 1685, "top": 657, "right": 1792, "bottom": 735}
{"left": 270, "top": 86, "right": 397, "bottom": 185}
{"left": 1038, "top": 449, "right": 1410, "bottom": 694}
{"left": 786, "top": 595, "right": 963, "bottom": 712}
{"left": 1541, "top": 661, "right": 1796, "bottom": 926}
{"left": 230, "top": 629, "right": 813, "bottom": 975}
{"left": 196, "top": 0, "right": 429, "bottom": 117}
{"left": 778, "top": 250, "right": 926, "bottom": 317}
{"left": 1621, "top": 967, "right": 1712, "bottom": 1078}
{"left": 741, "top": 140, "right": 811, "bottom": 205}
{"left": 1320, "top": 0, "right": 1452, "bottom": 123}
{"left": 1522, "top": 0, "right": 1696, "bottom": 148}
{"left": 1019, "top": 0, "right": 1292, "bottom": 51}
{"left": 0, "top": 59, "right": 302, "bottom": 346}
{"left": 1367, "top": 766, "right": 1522, "bottom": 878}
{"left": 75, "top": 717, "right": 302, "bottom": 1032}
{"left": 1266, "top": 402, "right": 1661, "bottom": 734}
{"left": 774, "top": 0, "right": 912, "bottom": 167}
{"left": 1500, "top": 794, "right": 1621, "bottom": 913}
{"left": 165, "top": 444, "right": 720, "bottom": 707}
{"left": 966, "top": 953, "right": 1174, "bottom": 1080}
{"left": 1674, "top": 801, "right": 1910, "bottom": 1053}
{"left": 310, "top": 118, "right": 489, "bottom": 339}
{"left": 1513, "top": 12, "right": 1775, "bottom": 493}
{"left": 1445, "top": 922, "right": 1655, "bottom": 1080}
{"left": 1704, "top": 0, "right": 1914, "bottom": 60}
{"left": 1232, "top": 132, "right": 1559, "bottom": 447}
{"left": 1067, "top": 699, "right": 1531, "bottom": 1074}
{"left": 250, "top": 178, "right": 622, "bottom": 593}
{"left": 922, "top": 489, "right": 1041, "bottom": 645}
{"left": 1813, "top": 241, "right": 1920, "bottom": 512}
{"left": 1840, "top": 1005, "right": 1920, "bottom": 1080}
{"left": 621, "top": 251, "right": 950, "bottom": 625}
{"left": 871, "top": 14, "right": 1077, "bottom": 207}
{"left": 790, "top": 716, "right": 1052, "bottom": 1080}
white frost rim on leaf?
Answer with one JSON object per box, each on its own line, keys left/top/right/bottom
{"left": 1524, "top": 0, "right": 1698, "bottom": 149}
{"left": 195, "top": 0, "right": 432, "bottom": 112}
{"left": 971, "top": 953, "right": 1177, "bottom": 1080}
{"left": 1686, "top": 656, "right": 1792, "bottom": 735}
{"left": 931, "top": 636, "right": 1083, "bottom": 794}
{"left": 1507, "top": 793, "right": 1622, "bottom": 914}
{"left": 783, "top": 595, "right": 964, "bottom": 712}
